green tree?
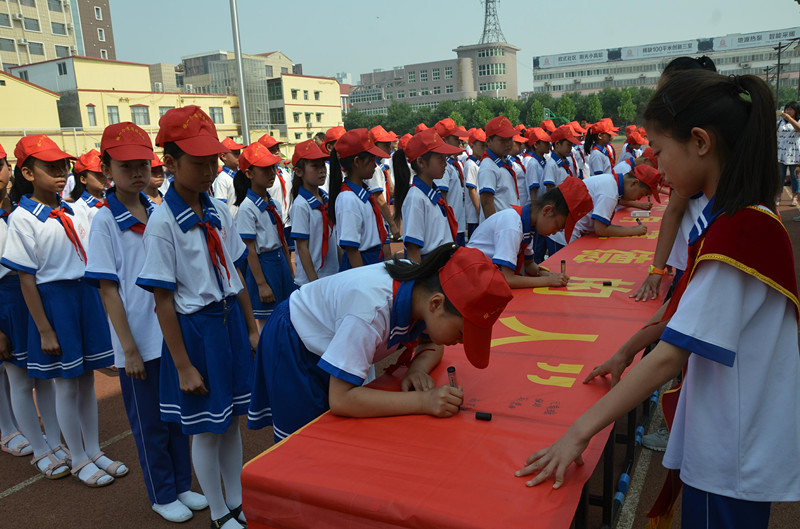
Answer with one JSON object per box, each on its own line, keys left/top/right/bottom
{"left": 617, "top": 90, "right": 637, "bottom": 125}
{"left": 585, "top": 93, "right": 603, "bottom": 122}
{"left": 449, "top": 111, "right": 465, "bottom": 126}
{"left": 502, "top": 98, "right": 521, "bottom": 125}
{"left": 473, "top": 100, "right": 494, "bottom": 129}
{"left": 528, "top": 99, "right": 545, "bottom": 125}
{"left": 556, "top": 94, "right": 577, "bottom": 121}
{"left": 343, "top": 109, "right": 370, "bottom": 130}
{"left": 598, "top": 88, "right": 623, "bottom": 122}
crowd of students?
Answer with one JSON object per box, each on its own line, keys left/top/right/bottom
{"left": 0, "top": 56, "right": 798, "bottom": 529}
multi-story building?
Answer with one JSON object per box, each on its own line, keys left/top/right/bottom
{"left": 0, "top": 0, "right": 115, "bottom": 71}
{"left": 0, "top": 69, "right": 61, "bottom": 157}
{"left": 182, "top": 49, "right": 294, "bottom": 94}
{"left": 350, "top": 42, "right": 520, "bottom": 115}
{"left": 532, "top": 27, "right": 800, "bottom": 97}
{"left": 149, "top": 62, "right": 179, "bottom": 93}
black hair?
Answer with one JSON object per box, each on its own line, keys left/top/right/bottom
{"left": 101, "top": 152, "right": 112, "bottom": 167}
{"left": 662, "top": 55, "right": 717, "bottom": 76}
{"left": 10, "top": 157, "right": 36, "bottom": 204}
{"left": 328, "top": 148, "right": 373, "bottom": 225}
{"left": 162, "top": 142, "right": 185, "bottom": 160}
{"left": 290, "top": 159, "right": 307, "bottom": 202}
{"left": 532, "top": 186, "right": 570, "bottom": 217}
{"left": 384, "top": 243, "right": 461, "bottom": 316}
{"left": 69, "top": 170, "right": 89, "bottom": 201}
{"left": 391, "top": 149, "right": 434, "bottom": 225}
{"left": 644, "top": 70, "right": 777, "bottom": 215}
{"left": 583, "top": 130, "right": 598, "bottom": 155}
{"left": 314, "top": 132, "right": 325, "bottom": 143}
{"left": 784, "top": 101, "right": 800, "bottom": 115}
{"left": 233, "top": 169, "right": 249, "bottom": 206}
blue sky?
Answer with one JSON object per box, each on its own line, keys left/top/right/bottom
{"left": 110, "top": 0, "right": 800, "bottom": 93}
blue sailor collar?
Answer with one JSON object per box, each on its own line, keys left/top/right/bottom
{"left": 468, "top": 154, "right": 480, "bottom": 163}
{"left": 592, "top": 144, "right": 609, "bottom": 155}
{"left": 164, "top": 187, "right": 221, "bottom": 233}
{"left": 342, "top": 178, "right": 370, "bottom": 203}
{"left": 0, "top": 208, "right": 8, "bottom": 223}
{"left": 245, "top": 188, "right": 277, "bottom": 213}
{"left": 551, "top": 152, "right": 567, "bottom": 168}
{"left": 105, "top": 190, "right": 154, "bottom": 232}
{"left": 615, "top": 173, "right": 625, "bottom": 199}
{"left": 220, "top": 166, "right": 236, "bottom": 179}
{"left": 485, "top": 148, "right": 506, "bottom": 168}
{"left": 531, "top": 152, "right": 546, "bottom": 167}
{"left": 18, "top": 194, "right": 74, "bottom": 222}
{"left": 80, "top": 191, "right": 103, "bottom": 207}
{"left": 297, "top": 186, "right": 328, "bottom": 208}
{"left": 388, "top": 280, "right": 427, "bottom": 349}
{"left": 688, "top": 196, "right": 721, "bottom": 246}
{"left": 411, "top": 176, "right": 444, "bottom": 207}
{"left": 521, "top": 203, "right": 532, "bottom": 235}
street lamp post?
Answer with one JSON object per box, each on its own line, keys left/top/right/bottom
{"left": 229, "top": 0, "right": 250, "bottom": 143}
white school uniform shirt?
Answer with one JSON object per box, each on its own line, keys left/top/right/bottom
{"left": 512, "top": 156, "right": 530, "bottom": 207}
{"left": 572, "top": 144, "right": 589, "bottom": 179}
{"left": 0, "top": 209, "right": 13, "bottom": 281}
{"left": 336, "top": 179, "right": 384, "bottom": 251}
{"left": 524, "top": 152, "right": 547, "bottom": 201}
{"left": 289, "top": 263, "right": 425, "bottom": 386}
{"left": 268, "top": 167, "right": 292, "bottom": 226}
{"left": 466, "top": 206, "right": 532, "bottom": 270}
{"left": 1, "top": 196, "right": 91, "bottom": 284}
{"left": 542, "top": 152, "right": 572, "bottom": 188}
{"left": 463, "top": 155, "right": 481, "bottom": 225}
{"left": 363, "top": 157, "right": 390, "bottom": 204}
{"left": 73, "top": 191, "right": 104, "bottom": 225}
{"left": 402, "top": 176, "right": 454, "bottom": 257}
{"left": 212, "top": 166, "right": 239, "bottom": 218}
{"left": 589, "top": 144, "right": 613, "bottom": 175}
{"left": 660, "top": 205, "right": 800, "bottom": 502}
{"left": 289, "top": 187, "right": 338, "bottom": 286}
{"left": 136, "top": 189, "right": 247, "bottom": 315}
{"left": 434, "top": 159, "right": 466, "bottom": 234}
{"left": 666, "top": 191, "right": 709, "bottom": 272}
{"left": 322, "top": 161, "right": 331, "bottom": 193}
{"left": 569, "top": 173, "right": 621, "bottom": 242}
{"left": 235, "top": 189, "right": 283, "bottom": 254}
{"left": 62, "top": 174, "right": 76, "bottom": 199}
{"left": 84, "top": 192, "right": 163, "bottom": 368}
{"left": 477, "top": 148, "right": 520, "bottom": 221}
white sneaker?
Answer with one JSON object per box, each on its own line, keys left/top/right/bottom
{"left": 152, "top": 500, "right": 193, "bottom": 523}
{"left": 177, "top": 490, "right": 209, "bottom": 511}
{"left": 642, "top": 427, "right": 669, "bottom": 452}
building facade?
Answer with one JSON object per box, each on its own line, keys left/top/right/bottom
{"left": 350, "top": 42, "right": 520, "bottom": 115}
{"left": 183, "top": 49, "right": 294, "bottom": 94}
{"left": 72, "top": 0, "right": 114, "bottom": 60}
{"left": 532, "top": 27, "right": 800, "bottom": 98}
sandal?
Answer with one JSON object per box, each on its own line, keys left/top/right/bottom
{"left": 1, "top": 431, "right": 33, "bottom": 457}
{"left": 90, "top": 450, "right": 128, "bottom": 477}
{"left": 30, "top": 448, "right": 70, "bottom": 480}
{"left": 210, "top": 511, "right": 240, "bottom": 529}
{"left": 229, "top": 505, "right": 247, "bottom": 526}
{"left": 55, "top": 444, "right": 71, "bottom": 467}
{"left": 70, "top": 459, "right": 114, "bottom": 488}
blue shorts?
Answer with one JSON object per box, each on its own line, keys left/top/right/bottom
{"left": 245, "top": 248, "right": 297, "bottom": 320}
{"left": 682, "top": 483, "right": 770, "bottom": 529}
{"left": 339, "top": 245, "right": 382, "bottom": 272}
{"left": 0, "top": 275, "right": 29, "bottom": 369}
{"left": 26, "top": 279, "right": 113, "bottom": 379}
{"left": 159, "top": 297, "right": 253, "bottom": 435}
{"left": 248, "top": 300, "right": 330, "bottom": 443}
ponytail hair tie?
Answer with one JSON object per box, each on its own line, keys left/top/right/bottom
{"left": 730, "top": 75, "right": 752, "bottom": 102}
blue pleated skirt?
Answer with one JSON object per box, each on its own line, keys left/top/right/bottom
{"left": 0, "top": 275, "right": 29, "bottom": 369}
{"left": 245, "top": 248, "right": 297, "bottom": 320}
{"left": 338, "top": 245, "right": 382, "bottom": 272}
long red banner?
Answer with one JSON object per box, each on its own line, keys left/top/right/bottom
{"left": 242, "top": 202, "right": 670, "bottom": 529}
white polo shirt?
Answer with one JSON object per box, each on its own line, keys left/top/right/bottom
{"left": 74, "top": 191, "right": 104, "bottom": 226}
{"left": 512, "top": 156, "right": 530, "bottom": 207}
{"left": 85, "top": 192, "right": 163, "bottom": 368}
{"left": 1, "top": 196, "right": 91, "bottom": 284}
{"left": 478, "top": 149, "right": 520, "bottom": 221}
{"left": 667, "top": 191, "right": 709, "bottom": 271}
{"left": 289, "top": 263, "right": 425, "bottom": 386}
{"left": 542, "top": 152, "right": 572, "bottom": 188}
{"left": 212, "top": 166, "right": 238, "bottom": 218}
{"left": 0, "top": 210, "right": 13, "bottom": 281}
{"left": 467, "top": 206, "right": 532, "bottom": 270}
{"left": 572, "top": 145, "right": 589, "bottom": 179}
{"left": 570, "top": 173, "right": 620, "bottom": 242}
{"left": 290, "top": 187, "right": 338, "bottom": 286}
{"left": 463, "top": 155, "right": 480, "bottom": 225}
{"left": 661, "top": 257, "right": 800, "bottom": 501}
{"left": 589, "top": 144, "right": 613, "bottom": 175}
{"left": 364, "top": 158, "right": 390, "bottom": 204}
{"left": 136, "top": 189, "right": 247, "bottom": 315}
{"left": 336, "top": 179, "right": 384, "bottom": 251}
{"left": 268, "top": 167, "right": 292, "bottom": 226}
{"left": 402, "top": 177, "right": 454, "bottom": 257}
{"left": 525, "top": 152, "right": 547, "bottom": 201}
{"left": 235, "top": 189, "right": 283, "bottom": 254}
{"left": 434, "top": 159, "right": 466, "bottom": 234}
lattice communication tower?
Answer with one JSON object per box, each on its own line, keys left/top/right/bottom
{"left": 479, "top": 0, "right": 507, "bottom": 44}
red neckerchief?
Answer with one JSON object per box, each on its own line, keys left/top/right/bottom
{"left": 103, "top": 201, "right": 146, "bottom": 234}
{"left": 265, "top": 200, "right": 287, "bottom": 250}
{"left": 276, "top": 169, "right": 288, "bottom": 205}
{"left": 449, "top": 158, "right": 465, "bottom": 187}
{"left": 482, "top": 152, "right": 519, "bottom": 199}
{"left": 340, "top": 181, "right": 388, "bottom": 246}
{"left": 197, "top": 219, "right": 231, "bottom": 286}
{"left": 316, "top": 200, "right": 332, "bottom": 268}
{"left": 437, "top": 195, "right": 458, "bottom": 242}
{"left": 592, "top": 144, "right": 615, "bottom": 173}
{"left": 48, "top": 208, "right": 86, "bottom": 262}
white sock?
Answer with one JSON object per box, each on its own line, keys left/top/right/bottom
{"left": 192, "top": 432, "right": 228, "bottom": 521}
{"left": 4, "top": 363, "right": 49, "bottom": 457}
{"left": 53, "top": 377, "right": 87, "bottom": 464}
{"left": 219, "top": 422, "right": 244, "bottom": 521}
{"left": 77, "top": 372, "right": 100, "bottom": 456}
{"left": 0, "top": 365, "right": 21, "bottom": 437}
{"left": 33, "top": 379, "right": 63, "bottom": 452}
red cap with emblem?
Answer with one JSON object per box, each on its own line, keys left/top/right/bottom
{"left": 323, "top": 126, "right": 346, "bottom": 146}
{"left": 14, "top": 134, "right": 76, "bottom": 167}
{"left": 485, "top": 116, "right": 516, "bottom": 138}
{"left": 155, "top": 106, "right": 228, "bottom": 156}
{"left": 398, "top": 133, "right": 413, "bottom": 152}
{"left": 335, "top": 128, "right": 390, "bottom": 159}
{"left": 222, "top": 137, "right": 245, "bottom": 151}
{"left": 526, "top": 127, "right": 552, "bottom": 145}
{"left": 550, "top": 125, "right": 581, "bottom": 145}
{"left": 632, "top": 164, "right": 662, "bottom": 203}
{"left": 434, "top": 118, "right": 469, "bottom": 139}
{"left": 369, "top": 125, "right": 397, "bottom": 143}
{"left": 414, "top": 123, "right": 429, "bottom": 134}
{"left": 626, "top": 131, "right": 648, "bottom": 146}
{"left": 239, "top": 142, "right": 284, "bottom": 173}
{"left": 256, "top": 133, "right": 283, "bottom": 149}
{"left": 74, "top": 149, "right": 102, "bottom": 174}
{"left": 0, "top": 144, "right": 6, "bottom": 159}
{"left": 405, "top": 129, "right": 463, "bottom": 162}
{"left": 540, "top": 120, "right": 557, "bottom": 133}
{"left": 151, "top": 152, "right": 164, "bottom": 168}
{"left": 558, "top": 176, "right": 594, "bottom": 243}
{"left": 641, "top": 147, "right": 658, "bottom": 170}
{"left": 291, "top": 139, "right": 330, "bottom": 166}
{"left": 468, "top": 128, "right": 487, "bottom": 145}
{"left": 102, "top": 122, "right": 154, "bottom": 161}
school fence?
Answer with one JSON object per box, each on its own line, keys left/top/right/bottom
{"left": 241, "top": 201, "right": 670, "bottom": 529}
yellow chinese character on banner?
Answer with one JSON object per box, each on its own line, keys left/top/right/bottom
{"left": 598, "top": 230, "right": 660, "bottom": 240}
{"left": 527, "top": 362, "right": 585, "bottom": 388}
{"left": 573, "top": 249, "right": 653, "bottom": 264}
{"left": 533, "top": 277, "right": 634, "bottom": 298}
{"left": 491, "top": 317, "right": 598, "bottom": 348}
{"left": 619, "top": 217, "right": 660, "bottom": 224}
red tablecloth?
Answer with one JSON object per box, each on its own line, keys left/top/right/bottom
{"left": 243, "top": 203, "right": 669, "bottom": 529}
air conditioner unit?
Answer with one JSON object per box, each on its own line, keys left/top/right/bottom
{"left": 639, "top": 73, "right": 646, "bottom": 78}
{"left": 184, "top": 84, "right": 193, "bottom": 93}
{"left": 66, "top": 23, "right": 73, "bottom": 30}
{"left": 306, "top": 122, "right": 312, "bottom": 128}
{"left": 61, "top": 0, "right": 69, "bottom": 7}
{"left": 153, "top": 82, "right": 163, "bottom": 92}
{"left": 605, "top": 76, "right": 613, "bottom": 81}
{"left": 69, "top": 46, "right": 77, "bottom": 53}
{"left": 573, "top": 79, "right": 581, "bottom": 84}
{"left": 741, "top": 63, "right": 751, "bottom": 68}
{"left": 16, "top": 38, "right": 28, "bottom": 45}
{"left": 13, "top": 14, "right": 24, "bottom": 21}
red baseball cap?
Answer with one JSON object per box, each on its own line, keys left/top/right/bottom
{"left": 0, "top": 144, "right": 6, "bottom": 159}
{"left": 324, "top": 126, "right": 346, "bottom": 145}
{"left": 590, "top": 120, "right": 618, "bottom": 136}
{"left": 514, "top": 124, "right": 526, "bottom": 132}
{"left": 468, "top": 128, "right": 487, "bottom": 145}
{"left": 550, "top": 125, "right": 581, "bottom": 145}
{"left": 526, "top": 127, "right": 552, "bottom": 145}
{"left": 627, "top": 131, "right": 648, "bottom": 146}
{"left": 434, "top": 118, "right": 470, "bottom": 139}
{"left": 456, "top": 126, "right": 469, "bottom": 138}
{"left": 414, "top": 123, "right": 429, "bottom": 134}
{"left": 439, "top": 246, "right": 513, "bottom": 369}
{"left": 558, "top": 176, "right": 594, "bottom": 243}
{"left": 369, "top": 125, "right": 397, "bottom": 143}
{"left": 405, "top": 129, "right": 463, "bottom": 162}
{"left": 155, "top": 106, "right": 228, "bottom": 157}
{"left": 398, "top": 133, "right": 413, "bottom": 152}
{"left": 14, "top": 134, "right": 75, "bottom": 167}
{"left": 637, "top": 126, "right": 647, "bottom": 137}
{"left": 238, "top": 142, "right": 284, "bottom": 173}
{"left": 292, "top": 139, "right": 330, "bottom": 166}
{"left": 540, "top": 120, "right": 556, "bottom": 133}
{"left": 222, "top": 137, "right": 245, "bottom": 151}
{"left": 151, "top": 152, "right": 164, "bottom": 168}
{"left": 567, "top": 121, "right": 587, "bottom": 134}
{"left": 625, "top": 125, "right": 638, "bottom": 135}
{"left": 256, "top": 134, "right": 283, "bottom": 149}
{"left": 74, "top": 149, "right": 102, "bottom": 174}
{"left": 101, "top": 122, "right": 154, "bottom": 161}
{"left": 641, "top": 147, "right": 658, "bottom": 169}
{"left": 632, "top": 164, "right": 661, "bottom": 202}
{"left": 485, "top": 116, "right": 516, "bottom": 138}
{"left": 335, "top": 128, "right": 390, "bottom": 159}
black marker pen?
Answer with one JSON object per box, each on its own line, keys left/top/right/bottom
{"left": 447, "top": 366, "right": 457, "bottom": 388}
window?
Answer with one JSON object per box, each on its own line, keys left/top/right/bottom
{"left": 293, "top": 112, "right": 300, "bottom": 123}
{"left": 18, "top": 70, "right": 29, "bottom": 81}
{"left": 420, "top": 70, "right": 428, "bottom": 82}
{"left": 433, "top": 86, "right": 441, "bottom": 95}
{"left": 445, "top": 66, "right": 453, "bottom": 79}
{"left": 23, "top": 18, "right": 41, "bottom": 31}
{"left": 86, "top": 105, "right": 96, "bottom": 126}
{"left": 51, "top": 22, "right": 66, "bottom": 35}
{"left": 47, "top": 0, "right": 62, "bottom": 12}
{"left": 407, "top": 71, "right": 415, "bottom": 83}
{"left": 0, "top": 38, "right": 14, "bottom": 52}
{"left": 57, "top": 62, "right": 67, "bottom": 75}
{"left": 397, "top": 90, "right": 405, "bottom": 99}
{"left": 231, "top": 107, "right": 241, "bottom": 123}
{"left": 280, "top": 67, "right": 288, "bottom": 74}
{"left": 478, "top": 63, "right": 506, "bottom": 77}
{"left": 409, "top": 89, "right": 417, "bottom": 97}
{"left": 100, "top": 49, "right": 107, "bottom": 59}
{"left": 291, "top": 89, "right": 298, "bottom": 100}
{"left": 0, "top": 13, "right": 10, "bottom": 27}
{"left": 267, "top": 81, "right": 282, "bottom": 100}
{"left": 130, "top": 106, "right": 150, "bottom": 126}
{"left": 28, "top": 42, "right": 44, "bottom": 55}
{"left": 209, "top": 107, "right": 224, "bottom": 124}
{"left": 304, "top": 112, "right": 311, "bottom": 122}
{"left": 385, "top": 92, "right": 392, "bottom": 100}
{"left": 107, "top": 106, "right": 119, "bottom": 125}
{"left": 432, "top": 68, "right": 440, "bottom": 81}
{"left": 295, "top": 133, "right": 302, "bottom": 140}
{"left": 94, "top": 6, "right": 103, "bottom": 20}
{"left": 265, "top": 65, "right": 273, "bottom": 77}
{"left": 303, "top": 90, "right": 308, "bottom": 100}
{"left": 54, "top": 45, "right": 69, "bottom": 57}
{"left": 20, "top": 0, "right": 36, "bottom": 6}
{"left": 306, "top": 132, "right": 312, "bottom": 139}
{"left": 315, "top": 112, "right": 322, "bottom": 122}
{"left": 420, "top": 88, "right": 430, "bottom": 96}
{"left": 97, "top": 28, "right": 105, "bottom": 42}
{"left": 445, "top": 85, "right": 453, "bottom": 94}
{"left": 314, "top": 90, "right": 320, "bottom": 101}
{"left": 159, "top": 106, "right": 173, "bottom": 116}
{"left": 269, "top": 107, "right": 284, "bottom": 124}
